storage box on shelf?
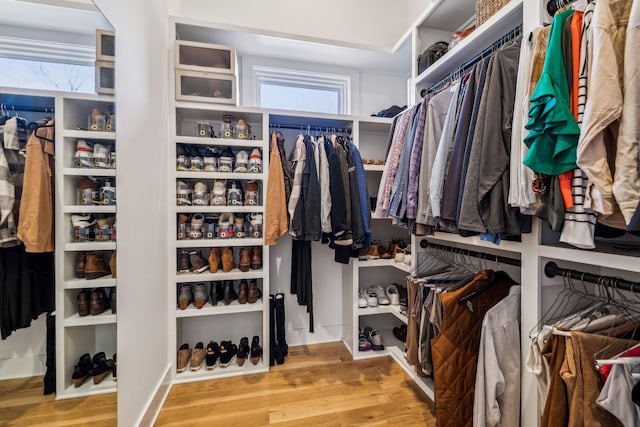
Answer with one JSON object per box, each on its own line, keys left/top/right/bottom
{"left": 56, "top": 94, "right": 117, "bottom": 399}
{"left": 95, "top": 30, "right": 115, "bottom": 95}
{"left": 176, "top": 70, "right": 237, "bottom": 105}
{"left": 175, "top": 40, "right": 236, "bottom": 75}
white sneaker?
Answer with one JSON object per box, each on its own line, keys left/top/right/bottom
{"left": 249, "top": 148, "right": 262, "bottom": 173}
{"left": 211, "top": 180, "right": 227, "bottom": 206}
{"left": 234, "top": 150, "right": 249, "bottom": 173}
{"left": 176, "top": 181, "right": 192, "bottom": 205}
{"left": 75, "top": 140, "right": 94, "bottom": 168}
{"left": 358, "top": 289, "right": 368, "bottom": 308}
{"left": 93, "top": 143, "right": 111, "bottom": 168}
{"left": 71, "top": 214, "right": 96, "bottom": 241}
{"left": 375, "top": 285, "right": 390, "bottom": 305}
{"left": 189, "top": 214, "right": 205, "bottom": 239}
{"left": 218, "top": 148, "right": 234, "bottom": 172}
{"left": 248, "top": 213, "right": 263, "bottom": 238}
{"left": 193, "top": 182, "right": 209, "bottom": 206}
{"left": 386, "top": 285, "right": 400, "bottom": 306}
{"left": 367, "top": 288, "right": 378, "bottom": 307}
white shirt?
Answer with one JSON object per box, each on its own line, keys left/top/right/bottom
{"left": 597, "top": 363, "right": 640, "bottom": 427}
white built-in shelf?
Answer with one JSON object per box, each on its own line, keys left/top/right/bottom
{"left": 175, "top": 206, "right": 263, "bottom": 214}
{"left": 176, "top": 268, "right": 264, "bottom": 283}
{"left": 358, "top": 305, "right": 407, "bottom": 323}
{"left": 63, "top": 206, "right": 116, "bottom": 214}
{"left": 427, "top": 232, "right": 522, "bottom": 254}
{"left": 64, "top": 277, "right": 116, "bottom": 290}
{"left": 388, "top": 346, "right": 435, "bottom": 400}
{"left": 176, "top": 135, "right": 264, "bottom": 148}
{"left": 176, "top": 171, "right": 265, "bottom": 180}
{"left": 175, "top": 299, "right": 264, "bottom": 318}
{"left": 64, "top": 242, "right": 117, "bottom": 252}
{"left": 60, "top": 375, "right": 116, "bottom": 399}
{"left": 537, "top": 245, "right": 640, "bottom": 274}
{"left": 358, "top": 117, "right": 394, "bottom": 133}
{"left": 363, "top": 164, "right": 385, "bottom": 172}
{"left": 414, "top": 0, "right": 524, "bottom": 87}
{"left": 63, "top": 129, "right": 116, "bottom": 140}
{"left": 176, "top": 238, "right": 263, "bottom": 248}
{"left": 358, "top": 258, "right": 412, "bottom": 273}
{"left": 173, "top": 359, "right": 268, "bottom": 384}
{"left": 64, "top": 311, "right": 116, "bottom": 327}
{"left": 63, "top": 168, "right": 116, "bottom": 177}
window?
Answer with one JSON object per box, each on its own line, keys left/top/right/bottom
{"left": 0, "top": 57, "right": 95, "bottom": 93}
{"left": 253, "top": 66, "right": 350, "bottom": 115}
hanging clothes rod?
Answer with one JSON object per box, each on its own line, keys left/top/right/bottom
{"left": 269, "top": 123, "right": 351, "bottom": 134}
{"left": 419, "top": 239, "right": 522, "bottom": 267}
{"left": 427, "top": 24, "right": 523, "bottom": 95}
{"left": 544, "top": 262, "right": 640, "bottom": 293}
{"left": 0, "top": 104, "right": 54, "bottom": 114}
{"left": 546, "top": 0, "right": 574, "bottom": 16}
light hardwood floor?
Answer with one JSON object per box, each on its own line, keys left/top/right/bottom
{"left": 0, "top": 342, "right": 435, "bottom": 426}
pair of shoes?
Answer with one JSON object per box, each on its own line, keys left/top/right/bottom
{"left": 72, "top": 352, "right": 115, "bottom": 387}
{"left": 358, "top": 241, "right": 381, "bottom": 260}
{"left": 208, "top": 281, "right": 238, "bottom": 306}
{"left": 177, "top": 283, "right": 208, "bottom": 310}
{"left": 72, "top": 214, "right": 116, "bottom": 242}
{"left": 236, "top": 336, "right": 263, "bottom": 366}
{"left": 358, "top": 328, "right": 371, "bottom": 351}
{"left": 237, "top": 279, "right": 262, "bottom": 304}
{"left": 363, "top": 327, "right": 385, "bottom": 351}
{"left": 75, "top": 140, "right": 115, "bottom": 169}
{"left": 394, "top": 249, "right": 412, "bottom": 265}
{"left": 77, "top": 288, "right": 112, "bottom": 316}
{"left": 177, "top": 342, "right": 206, "bottom": 372}
{"left": 393, "top": 324, "right": 407, "bottom": 342}
{"left": 363, "top": 285, "right": 391, "bottom": 307}
{"left": 178, "top": 250, "right": 209, "bottom": 274}
{"left": 177, "top": 145, "right": 222, "bottom": 172}
{"left": 75, "top": 252, "right": 112, "bottom": 279}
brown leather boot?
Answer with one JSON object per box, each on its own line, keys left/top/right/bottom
{"left": 248, "top": 280, "right": 261, "bottom": 303}
{"left": 77, "top": 289, "right": 91, "bottom": 316}
{"left": 90, "top": 288, "right": 107, "bottom": 315}
{"left": 208, "top": 247, "right": 221, "bottom": 273}
{"left": 250, "top": 246, "right": 262, "bottom": 270}
{"left": 238, "top": 280, "right": 248, "bottom": 304}
{"left": 75, "top": 252, "right": 87, "bottom": 278}
{"left": 221, "top": 247, "right": 235, "bottom": 272}
{"left": 238, "top": 247, "right": 251, "bottom": 272}
{"left": 85, "top": 252, "right": 110, "bottom": 280}
{"left": 109, "top": 251, "right": 116, "bottom": 278}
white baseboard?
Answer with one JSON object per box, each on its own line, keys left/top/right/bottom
{"left": 134, "top": 364, "right": 172, "bottom": 427}
{"left": 0, "top": 354, "right": 45, "bottom": 380}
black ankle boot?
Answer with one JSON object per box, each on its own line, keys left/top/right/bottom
{"left": 274, "top": 292, "right": 288, "bottom": 364}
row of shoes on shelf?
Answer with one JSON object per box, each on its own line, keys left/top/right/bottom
{"left": 72, "top": 352, "right": 116, "bottom": 387}
{"left": 197, "top": 116, "right": 252, "bottom": 140}
{"left": 361, "top": 158, "right": 385, "bottom": 165}
{"left": 177, "top": 337, "right": 263, "bottom": 372}
{"left": 72, "top": 214, "right": 116, "bottom": 242}
{"left": 359, "top": 239, "right": 411, "bottom": 264}
{"left": 177, "top": 212, "right": 262, "bottom": 240}
{"left": 178, "top": 246, "right": 262, "bottom": 274}
{"left": 77, "top": 287, "right": 116, "bottom": 316}
{"left": 75, "top": 251, "right": 116, "bottom": 280}
{"left": 176, "top": 180, "right": 259, "bottom": 207}
{"left": 358, "top": 327, "right": 385, "bottom": 352}
{"left": 358, "top": 284, "right": 405, "bottom": 308}
{"left": 77, "top": 177, "right": 116, "bottom": 206}
{"left": 177, "top": 145, "right": 262, "bottom": 173}
{"left": 75, "top": 140, "right": 116, "bottom": 168}
{"left": 178, "top": 280, "right": 261, "bottom": 309}
{"left": 87, "top": 107, "right": 115, "bottom": 132}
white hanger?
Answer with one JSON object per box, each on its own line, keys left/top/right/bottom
{"left": 595, "top": 356, "right": 640, "bottom": 368}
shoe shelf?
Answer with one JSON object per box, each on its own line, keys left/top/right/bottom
{"left": 175, "top": 171, "right": 265, "bottom": 180}
{"left": 175, "top": 299, "right": 264, "bottom": 318}
{"left": 387, "top": 345, "right": 435, "bottom": 400}
{"left": 357, "top": 258, "right": 412, "bottom": 273}
{"left": 175, "top": 238, "right": 263, "bottom": 248}
{"left": 64, "top": 241, "right": 117, "bottom": 252}
{"left": 63, "top": 167, "right": 116, "bottom": 177}
{"left": 63, "top": 277, "right": 117, "bottom": 290}
{"left": 358, "top": 305, "right": 407, "bottom": 324}
{"left": 176, "top": 135, "right": 263, "bottom": 148}
{"left": 61, "top": 375, "right": 116, "bottom": 399}
{"left": 173, "top": 359, "right": 268, "bottom": 384}
{"left": 363, "top": 164, "right": 385, "bottom": 172}
{"left": 176, "top": 205, "right": 263, "bottom": 214}
{"left": 62, "top": 129, "right": 116, "bottom": 140}
{"left": 64, "top": 311, "right": 117, "bottom": 327}
{"left": 176, "top": 268, "right": 264, "bottom": 283}
{"left": 63, "top": 205, "right": 117, "bottom": 214}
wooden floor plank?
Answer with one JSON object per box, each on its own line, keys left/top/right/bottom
{"left": 0, "top": 342, "right": 435, "bottom": 426}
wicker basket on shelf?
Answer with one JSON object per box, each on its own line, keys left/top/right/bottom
{"left": 476, "top": 0, "right": 511, "bottom": 26}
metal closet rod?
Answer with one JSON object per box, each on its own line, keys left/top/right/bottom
{"left": 544, "top": 261, "right": 640, "bottom": 293}
{"left": 419, "top": 239, "right": 522, "bottom": 267}
{"left": 1, "top": 104, "right": 54, "bottom": 113}
{"left": 269, "top": 123, "right": 351, "bottom": 133}
{"left": 547, "top": 0, "right": 575, "bottom": 16}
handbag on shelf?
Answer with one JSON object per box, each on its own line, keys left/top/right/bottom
{"left": 417, "top": 41, "right": 449, "bottom": 75}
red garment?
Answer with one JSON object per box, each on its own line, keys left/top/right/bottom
{"left": 598, "top": 343, "right": 640, "bottom": 382}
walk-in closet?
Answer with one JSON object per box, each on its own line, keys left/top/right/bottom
{"left": 1, "top": 0, "right": 639, "bottom": 426}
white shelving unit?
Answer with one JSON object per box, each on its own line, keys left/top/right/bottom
{"left": 170, "top": 93, "right": 270, "bottom": 382}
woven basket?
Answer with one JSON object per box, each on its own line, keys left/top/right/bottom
{"left": 476, "top": 0, "right": 511, "bottom": 26}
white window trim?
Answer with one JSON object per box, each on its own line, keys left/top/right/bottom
{"left": 252, "top": 65, "right": 351, "bottom": 114}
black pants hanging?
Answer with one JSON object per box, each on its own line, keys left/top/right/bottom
{"left": 290, "top": 239, "right": 313, "bottom": 332}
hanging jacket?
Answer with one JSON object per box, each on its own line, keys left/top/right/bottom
{"left": 325, "top": 139, "right": 350, "bottom": 243}
{"left": 288, "top": 135, "right": 306, "bottom": 239}
{"left": 346, "top": 143, "right": 364, "bottom": 250}
{"left": 301, "top": 135, "right": 321, "bottom": 241}
{"left": 349, "top": 142, "right": 371, "bottom": 246}
{"left": 265, "top": 132, "right": 288, "bottom": 245}
{"left": 17, "top": 120, "right": 55, "bottom": 253}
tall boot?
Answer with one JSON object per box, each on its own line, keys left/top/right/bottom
{"left": 274, "top": 292, "right": 288, "bottom": 364}
{"left": 269, "top": 294, "right": 276, "bottom": 366}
